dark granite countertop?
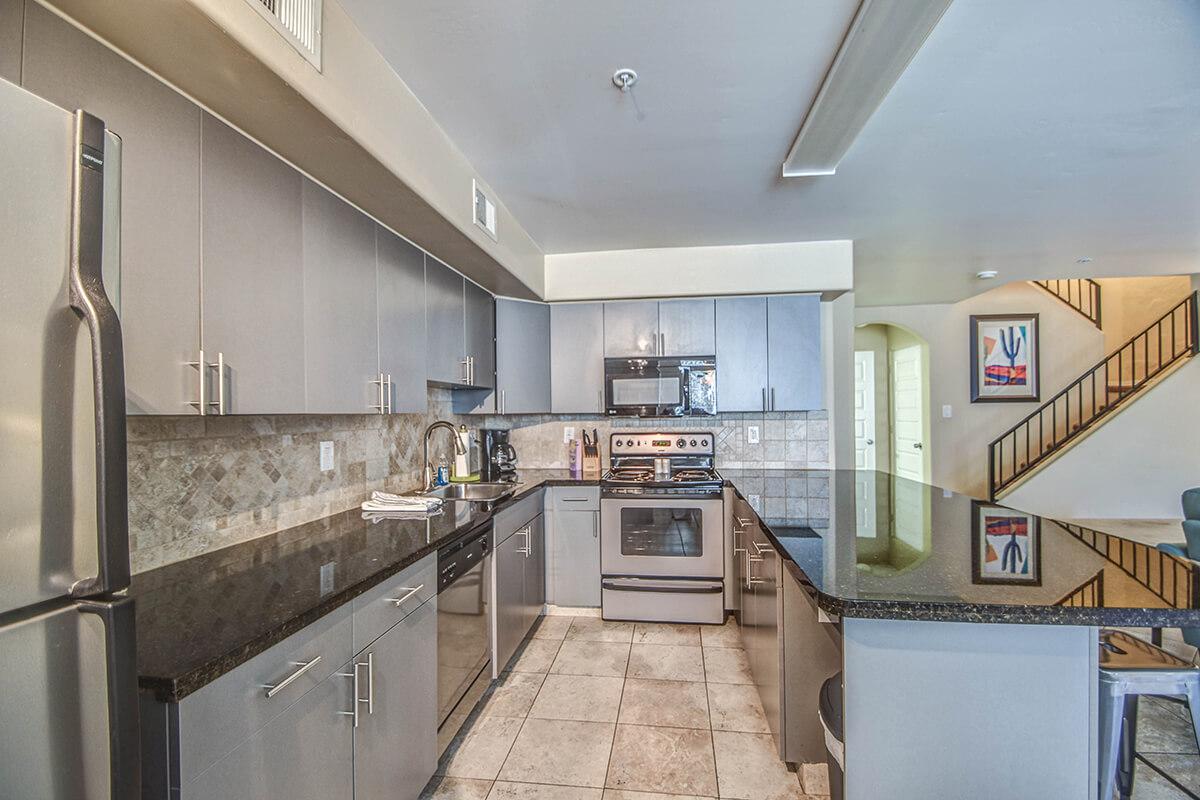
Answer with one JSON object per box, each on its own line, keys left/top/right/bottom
{"left": 722, "top": 469, "right": 1200, "bottom": 627}
{"left": 130, "top": 470, "right": 594, "bottom": 702}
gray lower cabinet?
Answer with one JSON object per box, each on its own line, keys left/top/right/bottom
{"left": 376, "top": 226, "right": 427, "bottom": 413}
{"left": 523, "top": 514, "right": 546, "bottom": 630}
{"left": 603, "top": 300, "right": 659, "bottom": 357}
{"left": 301, "top": 179, "right": 380, "bottom": 414}
{"left": 425, "top": 257, "right": 467, "bottom": 386}
{"left": 493, "top": 528, "right": 528, "bottom": 673}
{"left": 766, "top": 294, "right": 823, "bottom": 411}
{"left": 547, "top": 488, "right": 601, "bottom": 607}
{"left": 658, "top": 298, "right": 715, "bottom": 356}
{"left": 495, "top": 299, "right": 550, "bottom": 414}
{"left": 200, "top": 112, "right": 305, "bottom": 414}
{"left": 716, "top": 297, "right": 769, "bottom": 412}
{"left": 354, "top": 597, "right": 437, "bottom": 800}
{"left": 550, "top": 302, "right": 605, "bottom": 413}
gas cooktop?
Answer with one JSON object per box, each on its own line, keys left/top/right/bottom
{"left": 602, "top": 432, "right": 723, "bottom": 494}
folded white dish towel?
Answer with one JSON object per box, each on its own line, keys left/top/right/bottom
{"left": 360, "top": 491, "right": 444, "bottom": 514}
{"left": 362, "top": 509, "right": 442, "bottom": 524}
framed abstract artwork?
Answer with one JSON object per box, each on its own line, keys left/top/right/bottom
{"left": 971, "top": 501, "right": 1041, "bottom": 586}
{"left": 969, "top": 313, "right": 1040, "bottom": 402}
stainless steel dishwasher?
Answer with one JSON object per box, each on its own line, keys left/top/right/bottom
{"left": 436, "top": 520, "right": 493, "bottom": 738}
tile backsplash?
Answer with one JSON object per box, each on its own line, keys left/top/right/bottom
{"left": 127, "top": 389, "right": 828, "bottom": 573}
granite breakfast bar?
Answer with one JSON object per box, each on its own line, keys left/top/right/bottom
{"left": 724, "top": 469, "right": 1200, "bottom": 800}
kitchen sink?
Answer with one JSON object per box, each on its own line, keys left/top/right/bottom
{"left": 424, "top": 482, "right": 520, "bottom": 503}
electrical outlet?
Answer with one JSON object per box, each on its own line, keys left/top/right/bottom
{"left": 319, "top": 562, "right": 335, "bottom": 595}
{"left": 319, "top": 441, "right": 334, "bottom": 472}
{"left": 942, "top": 404, "right": 953, "bottom": 418}
{"left": 563, "top": 426, "right": 576, "bottom": 444}
{"left": 747, "top": 425, "right": 760, "bottom": 445}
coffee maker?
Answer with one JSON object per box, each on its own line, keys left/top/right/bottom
{"left": 479, "top": 428, "right": 518, "bottom": 483}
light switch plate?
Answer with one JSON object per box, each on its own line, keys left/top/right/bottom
{"left": 747, "top": 425, "right": 760, "bottom": 444}
{"left": 942, "top": 404, "right": 953, "bottom": 418}
{"left": 563, "top": 426, "right": 575, "bottom": 444}
{"left": 319, "top": 441, "right": 334, "bottom": 472}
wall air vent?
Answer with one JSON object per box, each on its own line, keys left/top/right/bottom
{"left": 473, "top": 179, "right": 498, "bottom": 241}
{"left": 247, "top": 0, "right": 323, "bottom": 69}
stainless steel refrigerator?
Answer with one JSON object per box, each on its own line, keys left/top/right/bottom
{"left": 0, "top": 76, "right": 138, "bottom": 799}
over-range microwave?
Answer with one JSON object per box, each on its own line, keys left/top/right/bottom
{"left": 604, "top": 356, "right": 716, "bottom": 417}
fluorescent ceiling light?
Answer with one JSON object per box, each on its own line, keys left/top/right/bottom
{"left": 782, "top": 0, "right": 954, "bottom": 177}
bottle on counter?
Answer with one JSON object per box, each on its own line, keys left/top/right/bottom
{"left": 568, "top": 438, "right": 582, "bottom": 479}
{"left": 436, "top": 460, "right": 449, "bottom": 486}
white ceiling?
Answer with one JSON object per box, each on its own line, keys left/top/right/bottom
{"left": 338, "top": 0, "right": 1200, "bottom": 305}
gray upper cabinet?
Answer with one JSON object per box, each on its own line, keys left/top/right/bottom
{"left": 716, "top": 296, "right": 769, "bottom": 412}
{"left": 425, "top": 257, "right": 466, "bottom": 386}
{"left": 496, "top": 299, "right": 550, "bottom": 414}
{"left": 376, "top": 227, "right": 426, "bottom": 413}
{"left": 766, "top": 294, "right": 823, "bottom": 411}
{"left": 301, "top": 179, "right": 380, "bottom": 414}
{"left": 659, "top": 298, "right": 716, "bottom": 356}
{"left": 603, "top": 300, "right": 659, "bottom": 357}
{"left": 22, "top": 4, "right": 203, "bottom": 415}
{"left": 550, "top": 303, "right": 605, "bottom": 414}
{"left": 200, "top": 113, "right": 305, "bottom": 414}
{"left": 464, "top": 281, "right": 495, "bottom": 390}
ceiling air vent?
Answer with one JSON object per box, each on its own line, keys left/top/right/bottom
{"left": 473, "top": 179, "right": 498, "bottom": 241}
{"left": 248, "top": 0, "right": 323, "bottom": 69}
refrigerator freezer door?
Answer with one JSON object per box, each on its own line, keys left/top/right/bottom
{"left": 0, "top": 77, "right": 128, "bottom": 612}
{"left": 0, "top": 596, "right": 139, "bottom": 800}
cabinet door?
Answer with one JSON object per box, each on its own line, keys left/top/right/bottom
{"left": 376, "top": 227, "right": 426, "bottom": 413}
{"left": 355, "top": 598, "right": 437, "bottom": 800}
{"left": 493, "top": 532, "right": 527, "bottom": 672}
{"left": 658, "top": 298, "right": 715, "bottom": 356}
{"left": 766, "top": 295, "right": 823, "bottom": 411}
{"left": 22, "top": 5, "right": 202, "bottom": 414}
{"left": 496, "top": 299, "right": 550, "bottom": 413}
{"left": 425, "top": 258, "right": 466, "bottom": 386}
{"left": 550, "top": 510, "right": 600, "bottom": 607}
{"left": 301, "top": 179, "right": 379, "bottom": 413}
{"left": 603, "top": 300, "right": 659, "bottom": 357}
{"left": 465, "top": 281, "right": 495, "bottom": 390}
{"left": 200, "top": 113, "right": 304, "bottom": 414}
{"left": 716, "top": 297, "right": 769, "bottom": 413}
{"left": 550, "top": 303, "right": 605, "bottom": 413}
{"left": 182, "top": 667, "right": 353, "bottom": 800}
{"left": 524, "top": 514, "right": 546, "bottom": 630}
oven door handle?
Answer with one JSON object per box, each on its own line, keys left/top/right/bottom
{"left": 601, "top": 578, "right": 724, "bottom": 594}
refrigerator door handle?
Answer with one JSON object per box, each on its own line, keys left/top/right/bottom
{"left": 77, "top": 597, "right": 140, "bottom": 800}
{"left": 68, "top": 111, "right": 129, "bottom": 597}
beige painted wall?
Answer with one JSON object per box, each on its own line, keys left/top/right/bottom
{"left": 543, "top": 240, "right": 853, "bottom": 301}
{"left": 855, "top": 282, "right": 1106, "bottom": 499}
{"left": 1005, "top": 357, "right": 1200, "bottom": 519}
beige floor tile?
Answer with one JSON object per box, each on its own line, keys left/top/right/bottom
{"left": 532, "top": 616, "right": 574, "bottom": 640}
{"left": 510, "top": 639, "right": 563, "bottom": 673}
{"left": 602, "top": 792, "right": 710, "bottom": 800}
{"left": 618, "top": 678, "right": 709, "bottom": 729}
{"left": 633, "top": 623, "right": 702, "bottom": 646}
{"left": 489, "top": 781, "right": 604, "bottom": 800}
{"left": 566, "top": 617, "right": 635, "bottom": 643}
{"left": 712, "top": 730, "right": 807, "bottom": 800}
{"left": 702, "top": 646, "right": 753, "bottom": 685}
{"left": 421, "top": 776, "right": 494, "bottom": 800}
{"left": 480, "top": 672, "right": 545, "bottom": 718}
{"left": 799, "top": 763, "right": 830, "bottom": 795}
{"left": 439, "top": 715, "right": 525, "bottom": 780}
{"left": 549, "top": 640, "right": 631, "bottom": 678}
{"left": 699, "top": 618, "right": 743, "bottom": 649}
{"left": 626, "top": 644, "right": 705, "bottom": 682}
{"left": 706, "top": 682, "right": 770, "bottom": 733}
{"left": 606, "top": 724, "right": 718, "bottom": 797}
{"left": 529, "top": 674, "right": 625, "bottom": 723}
{"left": 498, "top": 718, "right": 616, "bottom": 788}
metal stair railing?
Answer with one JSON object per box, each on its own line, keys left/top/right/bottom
{"left": 1033, "top": 278, "right": 1103, "bottom": 328}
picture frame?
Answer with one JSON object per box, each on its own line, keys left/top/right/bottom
{"left": 969, "top": 313, "right": 1040, "bottom": 402}
{"left": 971, "top": 501, "right": 1041, "bottom": 586}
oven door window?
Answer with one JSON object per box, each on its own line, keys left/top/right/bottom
{"left": 620, "top": 507, "right": 704, "bottom": 557}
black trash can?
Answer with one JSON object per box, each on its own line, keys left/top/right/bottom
{"left": 818, "top": 672, "right": 844, "bottom": 800}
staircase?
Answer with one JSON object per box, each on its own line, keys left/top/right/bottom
{"left": 988, "top": 291, "right": 1198, "bottom": 499}
{"left": 1032, "top": 278, "right": 1103, "bottom": 328}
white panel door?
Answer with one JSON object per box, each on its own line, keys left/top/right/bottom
{"left": 853, "top": 351, "right": 877, "bottom": 470}
{"left": 890, "top": 345, "right": 925, "bottom": 482}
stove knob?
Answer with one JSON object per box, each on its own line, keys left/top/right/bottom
{"left": 614, "top": 439, "right": 622, "bottom": 447}
{"left": 689, "top": 439, "right": 697, "bottom": 447}
{"left": 700, "top": 438, "right": 709, "bottom": 447}
{"left": 676, "top": 438, "right": 686, "bottom": 448}
{"left": 626, "top": 439, "right": 634, "bottom": 447}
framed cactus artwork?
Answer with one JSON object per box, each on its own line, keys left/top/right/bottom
{"left": 969, "top": 313, "right": 1040, "bottom": 402}
{"left": 971, "top": 501, "right": 1041, "bottom": 586}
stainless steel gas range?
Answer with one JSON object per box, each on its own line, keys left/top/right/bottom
{"left": 600, "top": 432, "right": 725, "bottom": 624}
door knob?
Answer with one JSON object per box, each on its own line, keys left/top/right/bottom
{"left": 866, "top": 439, "right": 874, "bottom": 445}
{"left": 913, "top": 442, "right": 923, "bottom": 450}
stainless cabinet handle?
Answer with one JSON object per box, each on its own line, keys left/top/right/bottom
{"left": 659, "top": 332, "right": 666, "bottom": 355}
{"left": 387, "top": 374, "right": 393, "bottom": 413}
{"left": 746, "top": 553, "right": 763, "bottom": 585}
{"left": 186, "top": 349, "right": 209, "bottom": 414}
{"left": 752, "top": 541, "right": 772, "bottom": 555}
{"left": 761, "top": 387, "right": 767, "bottom": 413}
{"left": 500, "top": 388, "right": 506, "bottom": 414}
{"left": 264, "top": 655, "right": 321, "bottom": 698}
{"left": 598, "top": 389, "right": 604, "bottom": 412}
{"left": 365, "top": 651, "right": 374, "bottom": 715}
{"left": 337, "top": 661, "right": 370, "bottom": 727}
{"left": 461, "top": 357, "right": 471, "bottom": 384}
{"left": 370, "top": 372, "right": 387, "bottom": 413}
{"left": 517, "top": 526, "right": 532, "bottom": 556}
{"left": 562, "top": 497, "right": 590, "bottom": 503}
{"left": 592, "top": 511, "right": 598, "bottom": 539}
{"left": 212, "top": 352, "right": 226, "bottom": 415}
{"left": 770, "top": 387, "right": 776, "bottom": 412}
{"left": 736, "top": 517, "right": 753, "bottom": 526}
{"left": 385, "top": 585, "right": 423, "bottom": 607}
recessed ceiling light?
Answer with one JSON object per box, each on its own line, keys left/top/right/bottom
{"left": 1075, "top": 256, "right": 1093, "bottom": 263}
{"left": 976, "top": 270, "right": 999, "bottom": 280}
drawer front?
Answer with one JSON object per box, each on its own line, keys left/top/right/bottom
{"left": 352, "top": 553, "right": 436, "bottom": 653}
{"left": 177, "top": 603, "right": 353, "bottom": 785}
{"left": 549, "top": 486, "right": 600, "bottom": 512}
{"left": 494, "top": 489, "right": 544, "bottom": 544}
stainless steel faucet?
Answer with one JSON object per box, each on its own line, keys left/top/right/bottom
{"left": 423, "top": 420, "right": 467, "bottom": 491}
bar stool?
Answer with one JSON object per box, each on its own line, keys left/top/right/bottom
{"left": 1098, "top": 630, "right": 1200, "bottom": 800}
